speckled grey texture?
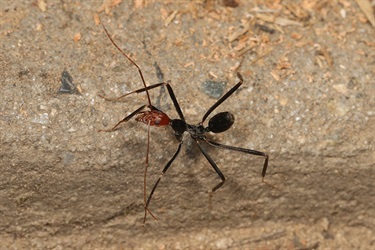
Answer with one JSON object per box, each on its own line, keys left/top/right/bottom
{"left": 0, "top": 1, "right": 374, "bottom": 249}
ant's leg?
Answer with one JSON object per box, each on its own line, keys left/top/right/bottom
{"left": 144, "top": 122, "right": 150, "bottom": 204}
{"left": 131, "top": 81, "right": 186, "bottom": 121}
{"left": 143, "top": 141, "right": 183, "bottom": 224}
{"left": 98, "top": 105, "right": 147, "bottom": 132}
{"left": 195, "top": 140, "right": 226, "bottom": 192}
{"left": 143, "top": 121, "right": 158, "bottom": 221}
{"left": 98, "top": 82, "right": 167, "bottom": 102}
{"left": 164, "top": 83, "right": 185, "bottom": 121}
{"left": 100, "top": 80, "right": 186, "bottom": 121}
{"left": 135, "top": 81, "right": 185, "bottom": 122}
{"left": 201, "top": 73, "right": 243, "bottom": 123}
{"left": 203, "top": 138, "right": 268, "bottom": 179}
{"left": 101, "top": 21, "right": 153, "bottom": 106}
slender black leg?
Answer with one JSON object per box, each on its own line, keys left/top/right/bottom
{"left": 98, "top": 82, "right": 167, "bottom": 102}
{"left": 164, "top": 83, "right": 185, "bottom": 121}
{"left": 201, "top": 73, "right": 243, "bottom": 123}
{"left": 100, "top": 80, "right": 185, "bottom": 121}
{"left": 203, "top": 138, "right": 269, "bottom": 178}
{"left": 102, "top": 20, "right": 184, "bottom": 120}
{"left": 98, "top": 105, "right": 147, "bottom": 132}
{"left": 132, "top": 81, "right": 185, "bottom": 121}
{"left": 144, "top": 141, "right": 183, "bottom": 224}
{"left": 195, "top": 140, "right": 226, "bottom": 192}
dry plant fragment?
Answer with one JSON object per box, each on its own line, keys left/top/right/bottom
{"left": 316, "top": 46, "right": 333, "bottom": 67}
{"left": 164, "top": 10, "right": 178, "bottom": 26}
{"left": 97, "top": 0, "right": 122, "bottom": 14}
{"left": 73, "top": 33, "right": 81, "bottom": 43}
{"left": 38, "top": 0, "right": 47, "bottom": 12}
{"left": 354, "top": 0, "right": 375, "bottom": 27}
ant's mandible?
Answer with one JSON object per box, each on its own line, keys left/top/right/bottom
{"left": 98, "top": 20, "right": 269, "bottom": 224}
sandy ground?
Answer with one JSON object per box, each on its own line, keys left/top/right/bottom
{"left": 1, "top": 0, "right": 374, "bottom": 249}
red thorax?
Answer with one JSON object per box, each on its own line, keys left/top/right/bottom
{"left": 136, "top": 110, "right": 171, "bottom": 126}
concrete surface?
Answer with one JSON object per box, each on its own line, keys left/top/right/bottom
{"left": 0, "top": 0, "right": 374, "bottom": 249}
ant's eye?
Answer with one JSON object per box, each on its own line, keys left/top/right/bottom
{"left": 208, "top": 112, "right": 234, "bottom": 133}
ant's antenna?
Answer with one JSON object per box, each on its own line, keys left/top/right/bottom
{"left": 100, "top": 20, "right": 152, "bottom": 107}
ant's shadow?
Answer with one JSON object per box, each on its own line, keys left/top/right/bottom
{"left": 181, "top": 133, "right": 222, "bottom": 164}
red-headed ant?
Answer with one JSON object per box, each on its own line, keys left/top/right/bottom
{"left": 98, "top": 21, "right": 269, "bottom": 224}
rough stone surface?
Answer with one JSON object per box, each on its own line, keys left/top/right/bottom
{"left": 1, "top": 1, "right": 374, "bottom": 249}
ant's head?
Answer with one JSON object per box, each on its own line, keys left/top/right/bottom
{"left": 207, "top": 112, "right": 235, "bottom": 133}
{"left": 170, "top": 119, "right": 187, "bottom": 135}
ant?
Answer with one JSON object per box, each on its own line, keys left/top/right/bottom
{"left": 98, "top": 21, "right": 269, "bottom": 224}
